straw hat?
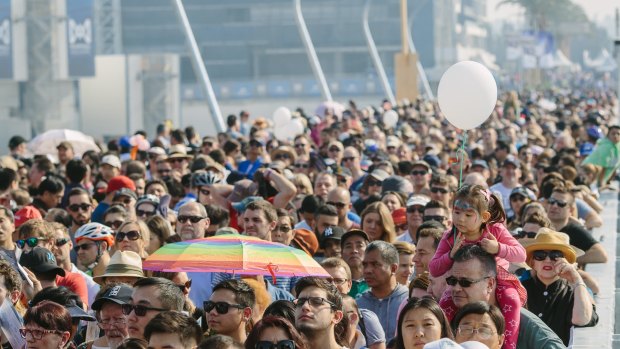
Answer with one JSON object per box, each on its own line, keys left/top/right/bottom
{"left": 93, "top": 250, "right": 144, "bottom": 282}
{"left": 525, "top": 228, "right": 584, "bottom": 265}
{"left": 166, "top": 144, "right": 192, "bottom": 160}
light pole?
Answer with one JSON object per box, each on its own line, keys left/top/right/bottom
{"left": 394, "top": 0, "right": 418, "bottom": 102}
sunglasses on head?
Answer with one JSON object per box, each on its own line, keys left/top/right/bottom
{"left": 514, "top": 231, "right": 537, "bottom": 239}
{"left": 532, "top": 250, "right": 564, "bottom": 261}
{"left": 430, "top": 187, "right": 448, "bottom": 194}
{"left": 445, "top": 276, "right": 490, "bottom": 288}
{"left": 203, "top": 301, "right": 245, "bottom": 314}
{"left": 178, "top": 215, "right": 205, "bottom": 224}
{"left": 16, "top": 237, "right": 49, "bottom": 249}
{"left": 548, "top": 198, "right": 568, "bottom": 208}
{"left": 115, "top": 231, "right": 141, "bottom": 242}
{"left": 255, "top": 340, "right": 296, "bottom": 349}
{"left": 121, "top": 304, "right": 167, "bottom": 317}
{"left": 326, "top": 201, "right": 347, "bottom": 209}
{"left": 68, "top": 203, "right": 91, "bottom": 212}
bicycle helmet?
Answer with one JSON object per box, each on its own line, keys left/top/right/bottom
{"left": 75, "top": 222, "right": 115, "bottom": 248}
{"left": 192, "top": 171, "right": 221, "bottom": 187}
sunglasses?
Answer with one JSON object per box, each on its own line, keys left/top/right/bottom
{"left": 445, "top": 276, "right": 490, "bottom": 288}
{"left": 16, "top": 237, "right": 49, "bottom": 249}
{"left": 202, "top": 141, "right": 213, "bottom": 147}
{"left": 514, "top": 231, "right": 537, "bottom": 239}
{"left": 275, "top": 225, "right": 291, "bottom": 233}
{"left": 423, "top": 215, "right": 446, "bottom": 222}
{"left": 255, "top": 340, "right": 296, "bottom": 349}
{"left": 115, "top": 198, "right": 133, "bottom": 205}
{"left": 294, "top": 163, "right": 309, "bottom": 169}
{"left": 55, "top": 238, "right": 70, "bottom": 247}
{"left": 203, "top": 301, "right": 245, "bottom": 314}
{"left": 121, "top": 304, "right": 167, "bottom": 317}
{"left": 74, "top": 242, "right": 97, "bottom": 252}
{"left": 328, "top": 147, "right": 341, "bottom": 152}
{"left": 548, "top": 198, "right": 568, "bottom": 208}
{"left": 367, "top": 179, "right": 383, "bottom": 187}
{"left": 407, "top": 206, "right": 425, "bottom": 214}
{"left": 326, "top": 201, "right": 347, "bottom": 209}
{"left": 342, "top": 156, "right": 356, "bottom": 162}
{"left": 177, "top": 279, "right": 192, "bottom": 292}
{"left": 136, "top": 209, "right": 156, "bottom": 217}
{"left": 178, "top": 215, "right": 205, "bottom": 224}
{"left": 249, "top": 141, "right": 263, "bottom": 148}
{"left": 510, "top": 195, "right": 527, "bottom": 202}
{"left": 158, "top": 169, "right": 171, "bottom": 175}
{"left": 532, "top": 250, "right": 564, "bottom": 261}
{"left": 293, "top": 297, "right": 336, "bottom": 309}
{"left": 430, "top": 187, "right": 448, "bottom": 194}
{"left": 68, "top": 203, "right": 91, "bottom": 212}
{"left": 411, "top": 170, "right": 428, "bottom": 176}
{"left": 105, "top": 220, "right": 124, "bottom": 230}
{"left": 294, "top": 143, "right": 307, "bottom": 148}
{"left": 170, "top": 158, "right": 186, "bottom": 163}
{"left": 326, "top": 277, "right": 348, "bottom": 285}
{"left": 115, "top": 231, "right": 141, "bottom": 242}
{"left": 274, "top": 154, "right": 291, "bottom": 160}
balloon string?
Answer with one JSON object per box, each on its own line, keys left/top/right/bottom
{"left": 458, "top": 132, "right": 468, "bottom": 189}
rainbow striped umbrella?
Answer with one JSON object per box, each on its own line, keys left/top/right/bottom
{"left": 143, "top": 234, "right": 330, "bottom": 279}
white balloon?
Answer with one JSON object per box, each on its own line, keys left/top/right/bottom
{"left": 289, "top": 119, "right": 305, "bottom": 136}
{"left": 272, "top": 107, "right": 292, "bottom": 127}
{"left": 274, "top": 125, "right": 290, "bottom": 141}
{"left": 383, "top": 110, "right": 399, "bottom": 128}
{"left": 437, "top": 61, "right": 497, "bottom": 130}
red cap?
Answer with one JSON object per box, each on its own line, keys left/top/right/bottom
{"left": 106, "top": 176, "right": 136, "bottom": 194}
{"left": 14, "top": 206, "right": 43, "bottom": 228}
{"left": 392, "top": 207, "right": 407, "bottom": 226}
{"left": 291, "top": 229, "right": 319, "bottom": 257}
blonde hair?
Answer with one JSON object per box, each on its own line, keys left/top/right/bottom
{"left": 361, "top": 202, "right": 397, "bottom": 243}
{"left": 117, "top": 220, "right": 150, "bottom": 258}
{"left": 292, "top": 174, "right": 313, "bottom": 195}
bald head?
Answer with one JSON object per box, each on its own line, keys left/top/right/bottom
{"left": 327, "top": 187, "right": 351, "bottom": 204}
{"left": 343, "top": 147, "right": 360, "bottom": 158}
{"left": 463, "top": 172, "right": 488, "bottom": 188}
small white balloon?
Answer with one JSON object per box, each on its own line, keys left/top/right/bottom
{"left": 437, "top": 61, "right": 497, "bottom": 130}
{"left": 382, "top": 110, "right": 399, "bottom": 128}
{"left": 272, "top": 107, "right": 292, "bottom": 127}
{"left": 274, "top": 125, "right": 290, "bottom": 141}
{"left": 289, "top": 119, "right": 305, "bottom": 136}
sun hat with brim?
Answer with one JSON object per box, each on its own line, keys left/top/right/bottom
{"left": 91, "top": 284, "right": 134, "bottom": 311}
{"left": 93, "top": 250, "right": 144, "bottom": 283}
{"left": 270, "top": 146, "right": 297, "bottom": 163}
{"left": 525, "top": 228, "right": 583, "bottom": 265}
{"left": 369, "top": 169, "right": 389, "bottom": 182}
{"left": 166, "top": 144, "right": 192, "bottom": 160}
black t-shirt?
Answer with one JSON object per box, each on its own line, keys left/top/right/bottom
{"left": 560, "top": 222, "right": 598, "bottom": 252}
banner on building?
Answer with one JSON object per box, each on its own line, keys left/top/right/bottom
{"left": 66, "top": 0, "right": 95, "bottom": 77}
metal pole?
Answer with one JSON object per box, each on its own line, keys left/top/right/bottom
{"left": 407, "top": 27, "right": 434, "bottom": 100}
{"left": 400, "top": 0, "right": 409, "bottom": 55}
{"left": 293, "top": 0, "right": 332, "bottom": 102}
{"left": 616, "top": 8, "right": 620, "bottom": 120}
{"left": 171, "top": 0, "right": 225, "bottom": 132}
{"left": 363, "top": 0, "right": 396, "bottom": 106}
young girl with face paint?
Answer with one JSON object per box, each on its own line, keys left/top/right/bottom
{"left": 428, "top": 184, "right": 527, "bottom": 349}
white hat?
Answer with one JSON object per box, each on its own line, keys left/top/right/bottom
{"left": 101, "top": 154, "right": 121, "bottom": 169}
{"left": 407, "top": 195, "right": 430, "bottom": 207}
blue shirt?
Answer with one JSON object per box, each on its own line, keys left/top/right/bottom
{"left": 237, "top": 159, "right": 263, "bottom": 179}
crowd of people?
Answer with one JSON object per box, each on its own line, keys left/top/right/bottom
{"left": 0, "top": 83, "right": 616, "bottom": 349}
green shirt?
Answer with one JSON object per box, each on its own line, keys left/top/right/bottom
{"left": 582, "top": 137, "right": 620, "bottom": 183}
{"left": 349, "top": 279, "right": 369, "bottom": 298}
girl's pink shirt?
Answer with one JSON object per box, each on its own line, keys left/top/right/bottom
{"left": 428, "top": 222, "right": 526, "bottom": 277}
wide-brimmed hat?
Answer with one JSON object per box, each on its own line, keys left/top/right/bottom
{"left": 93, "top": 250, "right": 144, "bottom": 283}
{"left": 167, "top": 144, "right": 192, "bottom": 160}
{"left": 270, "top": 146, "right": 297, "bottom": 163}
{"left": 525, "top": 228, "right": 583, "bottom": 265}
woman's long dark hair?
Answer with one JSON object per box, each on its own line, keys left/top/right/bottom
{"left": 394, "top": 297, "right": 453, "bottom": 349}
{"left": 244, "top": 316, "right": 308, "bottom": 349}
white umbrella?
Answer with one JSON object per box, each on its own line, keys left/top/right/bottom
{"left": 315, "top": 101, "right": 345, "bottom": 120}
{"left": 28, "top": 129, "right": 101, "bottom": 157}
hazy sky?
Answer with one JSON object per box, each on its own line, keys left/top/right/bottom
{"left": 487, "top": 0, "right": 620, "bottom": 22}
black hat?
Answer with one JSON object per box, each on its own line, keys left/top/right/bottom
{"left": 8, "top": 135, "right": 26, "bottom": 150}
{"left": 299, "top": 195, "right": 323, "bottom": 214}
{"left": 321, "top": 226, "right": 346, "bottom": 248}
{"left": 91, "top": 284, "right": 133, "bottom": 311}
{"left": 19, "top": 247, "right": 65, "bottom": 277}
{"left": 340, "top": 229, "right": 370, "bottom": 248}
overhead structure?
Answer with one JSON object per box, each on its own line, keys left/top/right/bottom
{"left": 363, "top": 0, "right": 396, "bottom": 106}
{"left": 394, "top": 0, "right": 419, "bottom": 102}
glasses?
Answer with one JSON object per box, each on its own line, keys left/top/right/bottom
{"left": 532, "top": 250, "right": 564, "bottom": 261}
{"left": 122, "top": 304, "right": 168, "bottom": 316}
{"left": 115, "top": 231, "right": 141, "bottom": 242}
{"left": 423, "top": 215, "right": 446, "bottom": 223}
{"left": 158, "top": 169, "right": 171, "bottom": 175}
{"left": 177, "top": 279, "right": 192, "bottom": 292}
{"left": 274, "top": 154, "right": 291, "bottom": 160}
{"left": 105, "top": 220, "right": 124, "bottom": 230}
{"left": 294, "top": 143, "right": 307, "bottom": 149}
{"left": 178, "top": 215, "right": 206, "bottom": 224}
{"left": 293, "top": 297, "right": 336, "bottom": 309}
{"left": 68, "top": 203, "right": 91, "bottom": 212}
{"left": 275, "top": 225, "right": 291, "bottom": 233}
{"left": 430, "top": 187, "right": 448, "bottom": 194}
{"left": 326, "top": 201, "right": 347, "bottom": 209}
{"left": 55, "top": 238, "right": 70, "bottom": 247}
{"left": 136, "top": 209, "right": 156, "bottom": 218}
{"left": 203, "top": 301, "right": 245, "bottom": 314}
{"left": 294, "top": 163, "right": 309, "bottom": 169}
{"left": 74, "top": 242, "right": 97, "bottom": 252}
{"left": 115, "top": 198, "right": 133, "bottom": 205}
{"left": 16, "top": 237, "right": 49, "bottom": 249}
{"left": 98, "top": 317, "right": 127, "bottom": 329}
{"left": 510, "top": 195, "right": 526, "bottom": 202}
{"left": 255, "top": 340, "right": 296, "bottom": 349}
{"left": 367, "top": 179, "right": 382, "bottom": 187}
{"left": 19, "top": 328, "right": 64, "bottom": 340}
{"left": 407, "top": 206, "right": 425, "bottom": 214}
{"left": 170, "top": 158, "right": 186, "bottom": 163}
{"left": 548, "top": 198, "right": 568, "bottom": 208}
{"left": 329, "top": 147, "right": 341, "bottom": 152}
{"left": 456, "top": 325, "right": 495, "bottom": 340}
{"left": 326, "top": 277, "right": 348, "bottom": 285}
{"left": 514, "top": 231, "right": 537, "bottom": 239}
{"left": 411, "top": 170, "right": 428, "bottom": 176}
{"left": 445, "top": 276, "right": 490, "bottom": 288}
{"left": 202, "top": 141, "right": 213, "bottom": 147}
{"left": 342, "top": 156, "right": 356, "bottom": 162}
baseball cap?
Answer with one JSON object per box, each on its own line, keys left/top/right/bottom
{"left": 369, "top": 169, "right": 390, "bottom": 182}
{"left": 406, "top": 195, "right": 430, "bottom": 208}
{"left": 510, "top": 187, "right": 536, "bottom": 201}
{"left": 411, "top": 160, "right": 431, "bottom": 171}
{"left": 91, "top": 284, "right": 133, "bottom": 311}
{"left": 340, "top": 229, "right": 370, "bottom": 248}
{"left": 56, "top": 141, "right": 73, "bottom": 150}
{"left": 101, "top": 154, "right": 121, "bottom": 169}
{"left": 392, "top": 207, "right": 407, "bottom": 225}
{"left": 106, "top": 176, "right": 136, "bottom": 194}
{"left": 8, "top": 135, "right": 26, "bottom": 150}
{"left": 114, "top": 188, "right": 138, "bottom": 201}
{"left": 14, "top": 206, "right": 43, "bottom": 228}
{"left": 19, "top": 247, "right": 66, "bottom": 277}
{"left": 291, "top": 229, "right": 319, "bottom": 256}
{"left": 321, "top": 226, "right": 346, "bottom": 248}
{"left": 502, "top": 155, "right": 520, "bottom": 168}
{"left": 471, "top": 159, "right": 489, "bottom": 170}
